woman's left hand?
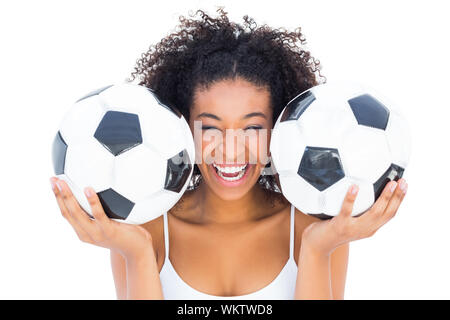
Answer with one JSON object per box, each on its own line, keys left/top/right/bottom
{"left": 301, "top": 178, "right": 408, "bottom": 256}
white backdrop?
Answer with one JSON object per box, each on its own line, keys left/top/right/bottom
{"left": 1, "top": 0, "right": 448, "bottom": 299}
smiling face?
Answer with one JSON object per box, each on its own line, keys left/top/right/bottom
{"left": 188, "top": 77, "right": 273, "bottom": 201}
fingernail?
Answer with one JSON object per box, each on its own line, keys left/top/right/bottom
{"left": 49, "top": 178, "right": 56, "bottom": 191}
{"left": 84, "top": 188, "right": 93, "bottom": 198}
{"left": 399, "top": 181, "right": 408, "bottom": 194}
{"left": 351, "top": 185, "right": 358, "bottom": 195}
{"left": 390, "top": 181, "right": 397, "bottom": 193}
{"left": 55, "top": 181, "right": 62, "bottom": 192}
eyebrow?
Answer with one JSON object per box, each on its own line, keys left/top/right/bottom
{"left": 196, "top": 112, "right": 267, "bottom": 120}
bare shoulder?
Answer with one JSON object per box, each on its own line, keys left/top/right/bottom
{"left": 293, "top": 207, "right": 322, "bottom": 233}
{"left": 140, "top": 189, "right": 197, "bottom": 271}
{"left": 256, "top": 191, "right": 323, "bottom": 264}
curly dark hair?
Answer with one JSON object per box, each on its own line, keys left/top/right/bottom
{"left": 127, "top": 7, "right": 325, "bottom": 202}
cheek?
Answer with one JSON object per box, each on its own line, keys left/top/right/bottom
{"left": 195, "top": 133, "right": 222, "bottom": 165}
{"left": 246, "top": 130, "right": 271, "bottom": 165}
{"left": 246, "top": 134, "right": 259, "bottom": 164}
{"left": 194, "top": 135, "right": 203, "bottom": 163}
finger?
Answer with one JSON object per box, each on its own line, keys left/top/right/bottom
{"left": 50, "top": 177, "right": 71, "bottom": 220}
{"left": 338, "top": 184, "right": 359, "bottom": 218}
{"left": 369, "top": 180, "right": 407, "bottom": 234}
{"left": 51, "top": 177, "right": 94, "bottom": 243}
{"left": 354, "top": 180, "right": 397, "bottom": 231}
{"left": 84, "top": 187, "right": 113, "bottom": 232}
{"left": 379, "top": 179, "right": 408, "bottom": 223}
{"left": 369, "top": 180, "right": 398, "bottom": 216}
{"left": 56, "top": 178, "right": 97, "bottom": 235}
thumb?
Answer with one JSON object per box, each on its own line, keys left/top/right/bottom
{"left": 339, "top": 184, "right": 358, "bottom": 218}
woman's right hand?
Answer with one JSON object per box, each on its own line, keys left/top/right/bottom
{"left": 50, "top": 177, "right": 153, "bottom": 260}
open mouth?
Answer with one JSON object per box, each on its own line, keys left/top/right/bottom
{"left": 211, "top": 162, "right": 251, "bottom": 184}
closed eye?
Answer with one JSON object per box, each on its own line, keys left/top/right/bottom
{"left": 244, "top": 125, "right": 263, "bottom": 131}
{"left": 201, "top": 125, "right": 221, "bottom": 131}
{"left": 202, "top": 125, "right": 263, "bottom": 131}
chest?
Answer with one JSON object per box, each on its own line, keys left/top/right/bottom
{"left": 158, "top": 218, "right": 294, "bottom": 296}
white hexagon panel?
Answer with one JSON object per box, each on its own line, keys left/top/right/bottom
{"left": 270, "top": 120, "right": 306, "bottom": 176}
{"left": 113, "top": 144, "right": 167, "bottom": 202}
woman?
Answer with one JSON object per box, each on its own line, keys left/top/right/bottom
{"left": 49, "top": 8, "right": 408, "bottom": 299}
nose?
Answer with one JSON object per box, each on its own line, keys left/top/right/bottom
{"left": 216, "top": 129, "right": 247, "bottom": 164}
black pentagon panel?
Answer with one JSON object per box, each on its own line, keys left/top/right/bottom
{"left": 348, "top": 94, "right": 390, "bottom": 130}
{"left": 76, "top": 84, "right": 113, "bottom": 103}
{"left": 146, "top": 87, "right": 182, "bottom": 118}
{"left": 373, "top": 163, "right": 404, "bottom": 200}
{"left": 164, "top": 149, "right": 192, "bottom": 193}
{"left": 310, "top": 209, "right": 367, "bottom": 219}
{"left": 280, "top": 90, "right": 316, "bottom": 122}
{"left": 308, "top": 213, "right": 333, "bottom": 220}
{"left": 298, "top": 146, "right": 345, "bottom": 191}
{"left": 52, "top": 131, "right": 68, "bottom": 175}
{"left": 97, "top": 188, "right": 135, "bottom": 220}
{"left": 94, "top": 111, "right": 142, "bottom": 156}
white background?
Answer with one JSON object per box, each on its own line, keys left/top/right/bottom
{"left": 0, "top": 0, "right": 449, "bottom": 299}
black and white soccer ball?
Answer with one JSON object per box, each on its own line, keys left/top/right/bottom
{"left": 270, "top": 82, "right": 411, "bottom": 219}
{"left": 51, "top": 83, "right": 195, "bottom": 224}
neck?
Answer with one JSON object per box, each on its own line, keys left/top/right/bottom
{"left": 196, "top": 180, "right": 266, "bottom": 225}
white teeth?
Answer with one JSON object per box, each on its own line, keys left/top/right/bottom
{"left": 217, "top": 167, "right": 247, "bottom": 181}
{"left": 213, "top": 163, "right": 247, "bottom": 174}
{"left": 212, "top": 163, "right": 248, "bottom": 182}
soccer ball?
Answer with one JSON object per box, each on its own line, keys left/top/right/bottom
{"left": 270, "top": 82, "right": 411, "bottom": 219}
{"left": 51, "top": 83, "right": 195, "bottom": 224}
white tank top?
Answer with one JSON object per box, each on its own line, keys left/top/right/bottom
{"left": 159, "top": 204, "right": 298, "bottom": 299}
